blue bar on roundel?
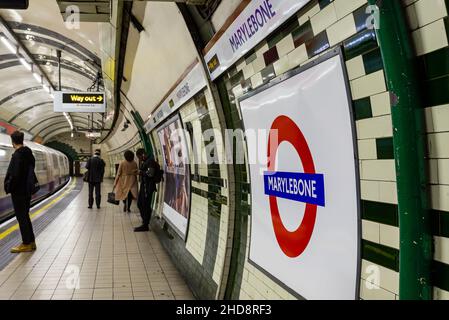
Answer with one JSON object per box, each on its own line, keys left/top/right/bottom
{"left": 263, "top": 171, "right": 326, "bottom": 207}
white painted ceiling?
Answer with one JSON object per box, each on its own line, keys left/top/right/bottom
{"left": 0, "top": 0, "right": 113, "bottom": 143}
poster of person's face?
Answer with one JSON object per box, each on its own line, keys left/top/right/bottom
{"left": 157, "top": 115, "right": 191, "bottom": 239}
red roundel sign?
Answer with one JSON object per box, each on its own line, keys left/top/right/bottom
{"left": 267, "top": 116, "right": 318, "bottom": 258}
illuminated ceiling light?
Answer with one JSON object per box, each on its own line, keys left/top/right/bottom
{"left": 19, "top": 57, "right": 32, "bottom": 71}
{"left": 0, "top": 36, "right": 17, "bottom": 54}
{"left": 33, "top": 72, "right": 42, "bottom": 83}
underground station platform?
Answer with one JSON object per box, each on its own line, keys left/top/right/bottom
{"left": 0, "top": 179, "right": 194, "bottom": 301}
{"left": 0, "top": 0, "right": 448, "bottom": 312}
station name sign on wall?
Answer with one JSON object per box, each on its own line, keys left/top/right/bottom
{"left": 145, "top": 61, "right": 208, "bottom": 133}
{"left": 54, "top": 91, "right": 106, "bottom": 113}
{"left": 205, "top": 0, "right": 312, "bottom": 80}
{"left": 240, "top": 52, "right": 360, "bottom": 300}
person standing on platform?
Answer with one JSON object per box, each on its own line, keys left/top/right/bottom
{"left": 86, "top": 149, "right": 106, "bottom": 209}
{"left": 135, "top": 148, "right": 160, "bottom": 232}
{"left": 4, "top": 131, "right": 37, "bottom": 253}
{"left": 113, "top": 150, "right": 139, "bottom": 213}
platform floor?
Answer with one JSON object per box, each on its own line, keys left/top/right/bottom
{"left": 0, "top": 179, "right": 194, "bottom": 300}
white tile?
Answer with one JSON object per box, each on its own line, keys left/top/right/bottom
{"left": 434, "top": 236, "right": 449, "bottom": 265}
{"left": 430, "top": 185, "right": 449, "bottom": 211}
{"left": 361, "top": 160, "right": 396, "bottom": 181}
{"left": 379, "top": 225, "right": 400, "bottom": 249}
{"left": 360, "top": 279, "right": 396, "bottom": 300}
{"left": 362, "top": 220, "right": 380, "bottom": 243}
{"left": 350, "top": 70, "right": 387, "bottom": 100}
{"left": 311, "top": 3, "right": 338, "bottom": 35}
{"left": 327, "top": 14, "right": 357, "bottom": 47}
{"left": 414, "top": 0, "right": 448, "bottom": 27}
{"left": 412, "top": 19, "right": 449, "bottom": 56}
{"left": 434, "top": 287, "right": 449, "bottom": 300}
{"left": 346, "top": 55, "right": 365, "bottom": 80}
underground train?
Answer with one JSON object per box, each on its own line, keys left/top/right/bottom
{"left": 0, "top": 133, "right": 70, "bottom": 222}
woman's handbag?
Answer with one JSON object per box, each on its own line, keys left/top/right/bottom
{"left": 107, "top": 189, "right": 120, "bottom": 205}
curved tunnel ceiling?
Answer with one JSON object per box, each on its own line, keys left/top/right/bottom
{"left": 0, "top": 0, "right": 113, "bottom": 143}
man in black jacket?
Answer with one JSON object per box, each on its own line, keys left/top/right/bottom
{"left": 86, "top": 149, "right": 106, "bottom": 209}
{"left": 4, "top": 131, "right": 37, "bottom": 253}
{"left": 135, "top": 148, "right": 160, "bottom": 232}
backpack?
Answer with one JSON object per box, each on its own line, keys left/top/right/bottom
{"left": 153, "top": 168, "right": 164, "bottom": 184}
{"left": 145, "top": 166, "right": 164, "bottom": 184}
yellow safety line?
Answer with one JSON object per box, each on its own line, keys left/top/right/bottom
{"left": 0, "top": 178, "right": 77, "bottom": 241}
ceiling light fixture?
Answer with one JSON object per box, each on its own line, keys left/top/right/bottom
{"left": 33, "top": 72, "right": 42, "bottom": 83}
{"left": 19, "top": 57, "right": 31, "bottom": 71}
{"left": 1, "top": 34, "right": 54, "bottom": 99}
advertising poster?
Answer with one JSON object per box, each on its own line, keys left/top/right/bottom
{"left": 157, "top": 115, "right": 191, "bottom": 239}
{"left": 240, "top": 52, "right": 360, "bottom": 300}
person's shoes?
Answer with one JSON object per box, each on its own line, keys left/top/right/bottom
{"left": 123, "top": 205, "right": 127, "bottom": 213}
{"left": 10, "top": 243, "right": 36, "bottom": 253}
{"left": 30, "top": 242, "right": 37, "bottom": 250}
{"left": 88, "top": 206, "right": 93, "bottom": 209}
{"left": 97, "top": 206, "right": 101, "bottom": 209}
{"left": 134, "top": 225, "right": 150, "bottom": 232}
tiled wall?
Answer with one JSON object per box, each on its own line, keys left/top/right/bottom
{"left": 218, "top": 0, "right": 404, "bottom": 300}
{"left": 149, "top": 87, "right": 232, "bottom": 300}
{"left": 404, "top": 0, "right": 449, "bottom": 300}
{"left": 107, "top": 138, "right": 143, "bottom": 178}
{"left": 105, "top": 0, "right": 449, "bottom": 300}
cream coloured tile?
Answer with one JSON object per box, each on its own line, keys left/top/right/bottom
{"left": 360, "top": 279, "right": 396, "bottom": 300}
{"left": 414, "top": 0, "right": 448, "bottom": 27}
{"left": 334, "top": 0, "right": 368, "bottom": 19}
{"left": 379, "top": 225, "right": 400, "bottom": 250}
{"left": 357, "top": 115, "right": 393, "bottom": 139}
{"left": 434, "top": 236, "right": 449, "bottom": 265}
{"left": 346, "top": 55, "right": 365, "bottom": 80}
{"left": 370, "top": 92, "right": 391, "bottom": 117}
{"left": 311, "top": 3, "right": 338, "bottom": 35}
{"left": 287, "top": 44, "right": 308, "bottom": 69}
{"left": 434, "top": 287, "right": 449, "bottom": 300}
{"left": 430, "top": 185, "right": 449, "bottom": 211}
{"left": 412, "top": 19, "right": 449, "bottom": 55}
{"left": 327, "top": 14, "right": 357, "bottom": 46}
{"left": 362, "top": 220, "right": 380, "bottom": 243}
{"left": 350, "top": 70, "right": 387, "bottom": 100}
{"left": 361, "top": 160, "right": 396, "bottom": 181}
{"left": 276, "top": 35, "right": 295, "bottom": 57}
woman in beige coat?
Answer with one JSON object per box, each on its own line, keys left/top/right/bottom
{"left": 114, "top": 150, "right": 139, "bottom": 213}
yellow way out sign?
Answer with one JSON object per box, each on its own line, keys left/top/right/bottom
{"left": 54, "top": 91, "right": 106, "bottom": 113}
{"left": 64, "top": 94, "right": 104, "bottom": 104}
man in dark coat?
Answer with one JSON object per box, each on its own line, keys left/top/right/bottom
{"left": 4, "top": 131, "right": 37, "bottom": 253}
{"left": 135, "top": 148, "right": 160, "bottom": 232}
{"left": 86, "top": 149, "right": 106, "bottom": 209}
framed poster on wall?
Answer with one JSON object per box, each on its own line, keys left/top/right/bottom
{"left": 157, "top": 114, "right": 191, "bottom": 240}
{"left": 239, "top": 49, "right": 361, "bottom": 300}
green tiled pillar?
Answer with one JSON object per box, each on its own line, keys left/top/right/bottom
{"left": 368, "top": 0, "right": 432, "bottom": 300}
{"left": 130, "top": 110, "right": 154, "bottom": 158}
